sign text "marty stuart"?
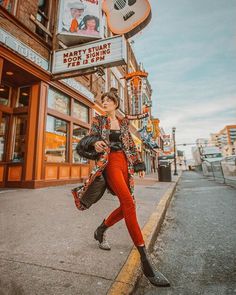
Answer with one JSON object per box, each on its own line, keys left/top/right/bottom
{"left": 63, "top": 43, "right": 111, "bottom": 68}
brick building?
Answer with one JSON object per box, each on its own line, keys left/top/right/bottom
{"left": 210, "top": 125, "right": 236, "bottom": 156}
{"left": 0, "top": 0, "right": 155, "bottom": 188}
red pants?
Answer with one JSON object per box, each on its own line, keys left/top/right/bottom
{"left": 104, "top": 150, "right": 145, "bottom": 246}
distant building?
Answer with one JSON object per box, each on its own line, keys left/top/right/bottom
{"left": 210, "top": 125, "right": 236, "bottom": 157}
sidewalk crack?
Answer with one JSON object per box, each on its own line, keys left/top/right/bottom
{"left": 0, "top": 257, "right": 114, "bottom": 282}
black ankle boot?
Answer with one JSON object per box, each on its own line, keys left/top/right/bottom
{"left": 94, "top": 219, "right": 111, "bottom": 250}
{"left": 137, "top": 245, "right": 170, "bottom": 287}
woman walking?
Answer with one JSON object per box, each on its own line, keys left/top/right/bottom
{"left": 72, "top": 88, "right": 170, "bottom": 287}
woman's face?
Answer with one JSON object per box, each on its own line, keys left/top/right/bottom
{"left": 102, "top": 96, "right": 117, "bottom": 112}
{"left": 86, "top": 19, "right": 96, "bottom": 30}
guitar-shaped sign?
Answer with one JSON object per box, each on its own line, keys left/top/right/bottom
{"left": 102, "top": 0, "right": 152, "bottom": 39}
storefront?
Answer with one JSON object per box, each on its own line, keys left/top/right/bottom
{"left": 0, "top": 39, "right": 95, "bottom": 188}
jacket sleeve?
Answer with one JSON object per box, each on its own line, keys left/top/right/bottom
{"left": 89, "top": 115, "right": 101, "bottom": 137}
{"left": 125, "top": 119, "right": 146, "bottom": 172}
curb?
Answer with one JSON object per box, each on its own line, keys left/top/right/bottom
{"left": 107, "top": 172, "right": 182, "bottom": 295}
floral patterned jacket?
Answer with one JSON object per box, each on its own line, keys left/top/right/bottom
{"left": 72, "top": 113, "right": 146, "bottom": 211}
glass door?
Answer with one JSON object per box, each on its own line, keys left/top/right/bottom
{"left": 11, "top": 115, "right": 28, "bottom": 162}
{"left": 0, "top": 113, "right": 9, "bottom": 162}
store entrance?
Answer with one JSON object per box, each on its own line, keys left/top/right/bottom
{"left": 0, "top": 84, "right": 29, "bottom": 186}
{"left": 0, "top": 59, "right": 40, "bottom": 187}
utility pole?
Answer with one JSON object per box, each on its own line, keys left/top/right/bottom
{"left": 172, "top": 127, "right": 178, "bottom": 175}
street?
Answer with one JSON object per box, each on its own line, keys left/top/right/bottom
{"left": 134, "top": 171, "right": 236, "bottom": 295}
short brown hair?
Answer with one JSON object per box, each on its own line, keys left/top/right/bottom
{"left": 101, "top": 87, "right": 120, "bottom": 110}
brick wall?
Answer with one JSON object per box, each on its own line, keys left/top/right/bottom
{"left": 16, "top": 0, "right": 38, "bottom": 32}
{"left": 0, "top": 15, "right": 50, "bottom": 60}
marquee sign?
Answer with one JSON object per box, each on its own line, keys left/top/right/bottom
{"left": 52, "top": 35, "right": 127, "bottom": 76}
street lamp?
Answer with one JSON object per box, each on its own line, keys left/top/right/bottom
{"left": 172, "top": 127, "right": 178, "bottom": 176}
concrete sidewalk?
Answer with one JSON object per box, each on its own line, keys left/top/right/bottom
{"left": 0, "top": 173, "right": 180, "bottom": 295}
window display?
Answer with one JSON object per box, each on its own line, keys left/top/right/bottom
{"left": 0, "top": 85, "right": 11, "bottom": 106}
{"left": 45, "top": 115, "right": 68, "bottom": 163}
{"left": 72, "top": 124, "right": 88, "bottom": 163}
{"left": 48, "top": 87, "right": 70, "bottom": 115}
{"left": 17, "top": 87, "right": 30, "bottom": 107}
{"left": 73, "top": 100, "right": 89, "bottom": 123}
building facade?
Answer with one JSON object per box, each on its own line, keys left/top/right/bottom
{"left": 210, "top": 125, "right": 236, "bottom": 157}
{"left": 0, "top": 1, "right": 155, "bottom": 188}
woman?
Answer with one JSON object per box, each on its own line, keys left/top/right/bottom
{"left": 79, "top": 15, "right": 99, "bottom": 35}
{"left": 72, "top": 88, "right": 170, "bottom": 287}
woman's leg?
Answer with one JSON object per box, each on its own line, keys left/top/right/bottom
{"left": 103, "top": 156, "right": 132, "bottom": 227}
{"left": 105, "top": 154, "right": 145, "bottom": 246}
{"left": 104, "top": 152, "right": 134, "bottom": 228}
{"left": 104, "top": 205, "right": 124, "bottom": 227}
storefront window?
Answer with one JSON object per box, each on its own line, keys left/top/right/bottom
{"left": 17, "top": 87, "right": 30, "bottom": 107}
{"left": 0, "top": 85, "right": 11, "bottom": 106}
{"left": 0, "top": 0, "right": 15, "bottom": 13}
{"left": 0, "top": 115, "right": 8, "bottom": 161}
{"left": 45, "top": 115, "right": 68, "bottom": 163}
{"left": 12, "top": 115, "right": 27, "bottom": 162}
{"left": 72, "top": 125, "right": 88, "bottom": 163}
{"left": 73, "top": 100, "right": 89, "bottom": 123}
{"left": 48, "top": 88, "right": 70, "bottom": 115}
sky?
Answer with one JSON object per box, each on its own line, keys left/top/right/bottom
{"left": 132, "top": 0, "right": 236, "bottom": 159}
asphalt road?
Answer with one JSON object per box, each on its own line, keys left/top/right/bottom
{"left": 134, "top": 171, "right": 236, "bottom": 295}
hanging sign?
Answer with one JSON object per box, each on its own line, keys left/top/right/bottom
{"left": 57, "top": 0, "right": 102, "bottom": 45}
{"left": 102, "top": 0, "right": 152, "bottom": 39}
{"left": 52, "top": 35, "right": 127, "bottom": 76}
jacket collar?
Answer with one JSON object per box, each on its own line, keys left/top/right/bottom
{"left": 103, "top": 114, "right": 124, "bottom": 128}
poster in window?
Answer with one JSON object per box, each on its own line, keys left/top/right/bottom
{"left": 57, "top": 0, "right": 102, "bottom": 46}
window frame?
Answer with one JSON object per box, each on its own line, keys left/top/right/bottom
{"left": 45, "top": 86, "right": 91, "bottom": 164}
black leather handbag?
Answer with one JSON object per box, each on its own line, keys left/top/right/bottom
{"left": 76, "top": 134, "right": 107, "bottom": 160}
{"left": 72, "top": 174, "right": 107, "bottom": 210}
{"left": 81, "top": 174, "right": 107, "bottom": 208}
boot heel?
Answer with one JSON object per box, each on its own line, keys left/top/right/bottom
{"left": 137, "top": 245, "right": 170, "bottom": 287}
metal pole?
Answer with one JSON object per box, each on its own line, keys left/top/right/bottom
{"left": 220, "top": 160, "right": 225, "bottom": 184}
{"left": 172, "top": 127, "right": 178, "bottom": 176}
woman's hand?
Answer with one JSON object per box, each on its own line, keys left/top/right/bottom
{"left": 94, "top": 140, "right": 108, "bottom": 153}
{"left": 138, "top": 170, "right": 145, "bottom": 178}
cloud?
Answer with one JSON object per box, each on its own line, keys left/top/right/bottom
{"left": 131, "top": 0, "right": 236, "bottom": 159}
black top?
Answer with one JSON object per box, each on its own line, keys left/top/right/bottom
{"left": 109, "top": 129, "right": 123, "bottom": 151}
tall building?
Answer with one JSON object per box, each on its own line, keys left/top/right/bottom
{"left": 210, "top": 125, "right": 236, "bottom": 156}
